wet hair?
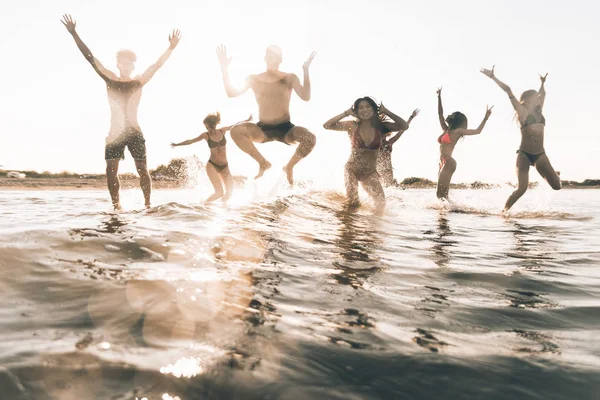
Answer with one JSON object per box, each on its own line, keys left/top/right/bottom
{"left": 116, "top": 49, "right": 137, "bottom": 63}
{"left": 520, "top": 89, "right": 538, "bottom": 104}
{"left": 446, "top": 111, "right": 468, "bottom": 130}
{"left": 351, "top": 96, "right": 391, "bottom": 132}
{"left": 203, "top": 112, "right": 221, "bottom": 129}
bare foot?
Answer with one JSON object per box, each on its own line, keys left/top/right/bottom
{"left": 222, "top": 192, "right": 232, "bottom": 202}
{"left": 254, "top": 160, "right": 272, "bottom": 180}
{"left": 145, "top": 203, "right": 151, "bottom": 209}
{"left": 205, "top": 193, "right": 224, "bottom": 203}
{"left": 282, "top": 164, "right": 294, "bottom": 186}
{"left": 113, "top": 203, "right": 122, "bottom": 211}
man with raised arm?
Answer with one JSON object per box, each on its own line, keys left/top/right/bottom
{"left": 216, "top": 44, "right": 317, "bottom": 185}
{"left": 61, "top": 14, "right": 181, "bottom": 210}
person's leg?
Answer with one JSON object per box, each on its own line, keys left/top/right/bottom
{"left": 128, "top": 130, "right": 151, "bottom": 208}
{"left": 504, "top": 152, "right": 531, "bottom": 211}
{"left": 436, "top": 157, "right": 457, "bottom": 199}
{"left": 106, "top": 159, "right": 121, "bottom": 210}
{"left": 221, "top": 167, "right": 234, "bottom": 202}
{"left": 230, "top": 123, "right": 271, "bottom": 179}
{"left": 205, "top": 162, "right": 224, "bottom": 202}
{"left": 534, "top": 154, "right": 562, "bottom": 190}
{"left": 377, "top": 154, "right": 394, "bottom": 187}
{"left": 344, "top": 165, "right": 360, "bottom": 207}
{"left": 282, "top": 126, "right": 317, "bottom": 185}
{"left": 134, "top": 159, "right": 152, "bottom": 208}
{"left": 361, "top": 173, "right": 386, "bottom": 213}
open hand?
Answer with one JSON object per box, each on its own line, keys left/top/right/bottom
{"left": 480, "top": 65, "right": 495, "bottom": 78}
{"left": 485, "top": 105, "right": 494, "bottom": 118}
{"left": 216, "top": 44, "right": 231, "bottom": 70}
{"left": 61, "top": 14, "right": 76, "bottom": 33}
{"left": 169, "top": 29, "right": 182, "bottom": 49}
{"left": 436, "top": 87, "right": 442, "bottom": 97}
{"left": 303, "top": 51, "right": 317, "bottom": 71}
{"left": 410, "top": 108, "right": 420, "bottom": 119}
{"left": 539, "top": 72, "right": 548, "bottom": 84}
{"left": 170, "top": 142, "right": 178, "bottom": 148}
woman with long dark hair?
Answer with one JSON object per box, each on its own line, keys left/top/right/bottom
{"left": 481, "top": 66, "right": 561, "bottom": 212}
{"left": 436, "top": 87, "right": 493, "bottom": 200}
{"left": 323, "top": 97, "right": 409, "bottom": 210}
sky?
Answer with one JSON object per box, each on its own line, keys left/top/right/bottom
{"left": 0, "top": 0, "right": 598, "bottom": 184}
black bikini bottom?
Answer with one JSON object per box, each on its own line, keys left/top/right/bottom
{"left": 208, "top": 159, "right": 228, "bottom": 172}
{"left": 517, "top": 150, "right": 545, "bottom": 166}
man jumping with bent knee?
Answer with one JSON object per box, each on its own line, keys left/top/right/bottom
{"left": 216, "top": 44, "right": 316, "bottom": 185}
{"left": 61, "top": 14, "right": 180, "bottom": 209}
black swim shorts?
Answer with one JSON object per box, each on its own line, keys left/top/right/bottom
{"left": 257, "top": 121, "right": 295, "bottom": 144}
{"left": 105, "top": 127, "right": 147, "bottom": 160}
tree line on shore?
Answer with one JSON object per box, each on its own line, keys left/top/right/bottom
{"left": 1, "top": 158, "right": 599, "bottom": 188}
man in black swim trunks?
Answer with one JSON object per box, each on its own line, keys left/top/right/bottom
{"left": 216, "top": 44, "right": 317, "bottom": 185}
{"left": 61, "top": 14, "right": 181, "bottom": 210}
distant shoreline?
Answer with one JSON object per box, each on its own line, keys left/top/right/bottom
{"left": 0, "top": 176, "right": 598, "bottom": 190}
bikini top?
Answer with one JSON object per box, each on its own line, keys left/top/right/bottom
{"left": 521, "top": 113, "right": 545, "bottom": 129}
{"left": 351, "top": 125, "right": 383, "bottom": 150}
{"left": 437, "top": 130, "right": 452, "bottom": 145}
{"left": 207, "top": 130, "right": 227, "bottom": 148}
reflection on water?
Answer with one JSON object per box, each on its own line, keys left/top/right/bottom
{"left": 509, "top": 221, "right": 557, "bottom": 271}
{"left": 331, "top": 209, "right": 381, "bottom": 288}
{"left": 426, "top": 212, "right": 457, "bottom": 268}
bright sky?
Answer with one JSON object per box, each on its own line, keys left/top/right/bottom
{"left": 0, "top": 0, "right": 598, "bottom": 184}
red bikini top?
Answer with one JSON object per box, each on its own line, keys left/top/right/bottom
{"left": 437, "top": 131, "right": 452, "bottom": 145}
{"left": 351, "top": 125, "right": 383, "bottom": 150}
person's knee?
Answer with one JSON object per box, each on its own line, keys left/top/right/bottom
{"left": 301, "top": 130, "right": 316, "bottom": 146}
{"left": 550, "top": 177, "right": 562, "bottom": 190}
{"left": 230, "top": 125, "right": 246, "bottom": 142}
{"left": 135, "top": 162, "right": 149, "bottom": 176}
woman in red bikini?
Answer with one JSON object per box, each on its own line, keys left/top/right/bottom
{"left": 436, "top": 87, "right": 493, "bottom": 200}
{"left": 480, "top": 66, "right": 561, "bottom": 212}
{"left": 323, "top": 97, "right": 409, "bottom": 211}
{"left": 171, "top": 113, "right": 251, "bottom": 202}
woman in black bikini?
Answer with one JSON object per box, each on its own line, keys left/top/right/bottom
{"left": 436, "top": 87, "right": 493, "bottom": 200}
{"left": 323, "top": 97, "right": 409, "bottom": 211}
{"left": 377, "top": 108, "right": 419, "bottom": 187}
{"left": 172, "top": 113, "right": 251, "bottom": 202}
{"left": 480, "top": 66, "right": 561, "bottom": 212}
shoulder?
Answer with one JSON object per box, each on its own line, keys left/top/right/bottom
{"left": 285, "top": 73, "right": 299, "bottom": 83}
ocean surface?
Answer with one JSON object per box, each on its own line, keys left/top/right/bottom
{"left": 1, "top": 184, "right": 599, "bottom": 399}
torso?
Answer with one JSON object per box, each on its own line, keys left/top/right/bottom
{"left": 105, "top": 78, "right": 143, "bottom": 137}
{"left": 519, "top": 112, "right": 545, "bottom": 153}
{"left": 250, "top": 72, "right": 292, "bottom": 124}
{"left": 346, "top": 123, "right": 384, "bottom": 176}
{"left": 206, "top": 129, "right": 227, "bottom": 164}
{"left": 438, "top": 130, "right": 459, "bottom": 160}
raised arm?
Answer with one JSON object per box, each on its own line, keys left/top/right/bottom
{"left": 291, "top": 51, "right": 316, "bottom": 101}
{"left": 380, "top": 103, "right": 409, "bottom": 132}
{"left": 61, "top": 14, "right": 117, "bottom": 81}
{"left": 216, "top": 45, "right": 251, "bottom": 98}
{"left": 387, "top": 109, "right": 420, "bottom": 147}
{"left": 480, "top": 66, "right": 527, "bottom": 116}
{"left": 220, "top": 114, "right": 253, "bottom": 132}
{"left": 538, "top": 73, "right": 547, "bottom": 106}
{"left": 171, "top": 133, "right": 206, "bottom": 147}
{"left": 323, "top": 108, "right": 357, "bottom": 131}
{"left": 139, "top": 30, "right": 181, "bottom": 85}
{"left": 437, "top": 87, "right": 449, "bottom": 131}
{"left": 453, "top": 106, "right": 493, "bottom": 136}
